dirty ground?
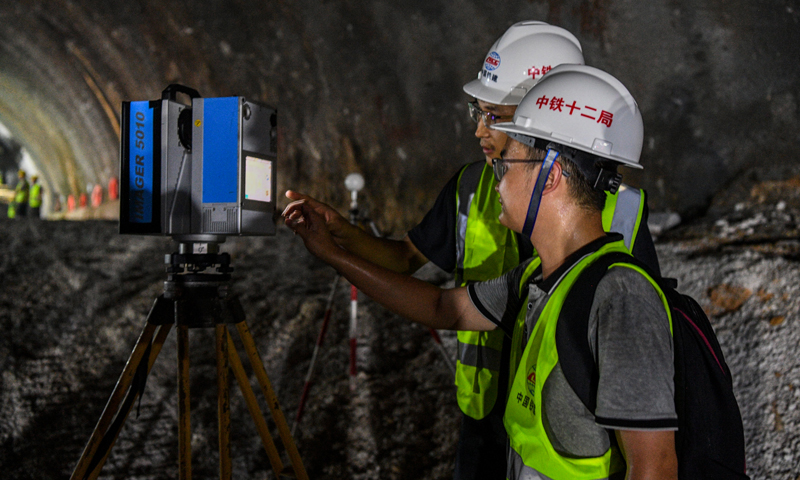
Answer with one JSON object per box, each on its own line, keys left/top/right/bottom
{"left": 1, "top": 174, "right": 799, "bottom": 479}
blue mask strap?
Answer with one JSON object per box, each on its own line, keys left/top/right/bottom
{"left": 521, "top": 149, "right": 559, "bottom": 238}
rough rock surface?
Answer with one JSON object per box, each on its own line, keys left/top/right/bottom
{"left": 1, "top": 175, "right": 799, "bottom": 479}
{"left": 0, "top": 220, "right": 460, "bottom": 479}
{"left": 2, "top": 0, "right": 800, "bottom": 223}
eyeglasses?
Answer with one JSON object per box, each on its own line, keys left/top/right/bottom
{"left": 468, "top": 101, "right": 514, "bottom": 127}
{"left": 491, "top": 158, "right": 540, "bottom": 182}
{"left": 491, "top": 158, "right": 571, "bottom": 182}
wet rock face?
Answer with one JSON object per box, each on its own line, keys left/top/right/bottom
{"left": 1, "top": 1, "right": 800, "bottom": 227}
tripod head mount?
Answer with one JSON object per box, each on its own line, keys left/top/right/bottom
{"left": 166, "top": 235, "right": 233, "bottom": 279}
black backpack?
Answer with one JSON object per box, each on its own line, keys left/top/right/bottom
{"left": 557, "top": 251, "right": 749, "bottom": 479}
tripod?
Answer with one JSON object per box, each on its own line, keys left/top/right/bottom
{"left": 71, "top": 239, "right": 307, "bottom": 480}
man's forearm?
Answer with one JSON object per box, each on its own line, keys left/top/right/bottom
{"left": 318, "top": 244, "right": 457, "bottom": 329}
{"left": 310, "top": 236, "right": 493, "bottom": 332}
{"left": 336, "top": 227, "right": 427, "bottom": 275}
{"left": 616, "top": 430, "right": 678, "bottom": 480}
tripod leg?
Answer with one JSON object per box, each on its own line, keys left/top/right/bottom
{"left": 235, "top": 321, "right": 309, "bottom": 480}
{"left": 71, "top": 320, "right": 158, "bottom": 480}
{"left": 84, "top": 324, "right": 172, "bottom": 480}
{"left": 217, "top": 325, "right": 232, "bottom": 480}
{"left": 226, "top": 332, "right": 285, "bottom": 478}
{"left": 178, "top": 324, "right": 192, "bottom": 480}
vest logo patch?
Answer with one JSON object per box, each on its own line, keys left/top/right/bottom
{"left": 513, "top": 365, "right": 536, "bottom": 415}
{"left": 526, "top": 365, "right": 536, "bottom": 396}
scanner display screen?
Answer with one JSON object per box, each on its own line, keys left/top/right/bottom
{"left": 244, "top": 155, "right": 272, "bottom": 203}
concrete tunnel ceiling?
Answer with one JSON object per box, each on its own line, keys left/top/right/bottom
{"left": 0, "top": 12, "right": 119, "bottom": 199}
{"left": 1, "top": 0, "right": 800, "bottom": 227}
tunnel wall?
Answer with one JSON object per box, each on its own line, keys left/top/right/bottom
{"left": 1, "top": 0, "right": 798, "bottom": 228}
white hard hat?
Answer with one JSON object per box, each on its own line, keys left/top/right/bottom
{"left": 462, "top": 21, "right": 585, "bottom": 106}
{"left": 492, "top": 64, "right": 644, "bottom": 169}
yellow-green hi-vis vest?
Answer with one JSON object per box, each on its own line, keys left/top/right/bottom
{"left": 505, "top": 240, "right": 671, "bottom": 480}
{"left": 507, "top": 185, "right": 647, "bottom": 386}
{"left": 14, "top": 180, "right": 29, "bottom": 204}
{"left": 453, "top": 160, "right": 647, "bottom": 420}
{"left": 29, "top": 183, "right": 42, "bottom": 208}
{"left": 454, "top": 161, "right": 519, "bottom": 420}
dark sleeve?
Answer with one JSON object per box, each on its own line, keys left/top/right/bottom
{"left": 407, "top": 167, "right": 463, "bottom": 273}
{"left": 631, "top": 198, "right": 661, "bottom": 277}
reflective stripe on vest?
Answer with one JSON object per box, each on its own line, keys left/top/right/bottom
{"left": 454, "top": 161, "right": 519, "bottom": 419}
{"left": 29, "top": 183, "right": 42, "bottom": 208}
{"left": 459, "top": 341, "right": 503, "bottom": 371}
{"left": 602, "top": 185, "right": 644, "bottom": 252}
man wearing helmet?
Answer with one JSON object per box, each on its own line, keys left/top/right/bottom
{"left": 284, "top": 64, "right": 677, "bottom": 479}
{"left": 285, "top": 23, "right": 660, "bottom": 479}
{"left": 29, "top": 174, "right": 42, "bottom": 218}
{"left": 13, "top": 169, "right": 30, "bottom": 218}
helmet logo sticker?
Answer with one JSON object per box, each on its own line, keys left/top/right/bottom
{"left": 525, "top": 65, "right": 553, "bottom": 80}
{"left": 534, "top": 94, "right": 615, "bottom": 128}
{"left": 484, "top": 51, "right": 501, "bottom": 71}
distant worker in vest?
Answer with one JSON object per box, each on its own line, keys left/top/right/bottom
{"left": 13, "top": 169, "right": 30, "bottom": 218}
{"left": 28, "top": 174, "right": 43, "bottom": 218}
{"left": 283, "top": 22, "right": 660, "bottom": 479}
{"left": 285, "top": 64, "right": 677, "bottom": 479}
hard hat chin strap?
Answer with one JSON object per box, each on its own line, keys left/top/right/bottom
{"left": 521, "top": 149, "right": 559, "bottom": 238}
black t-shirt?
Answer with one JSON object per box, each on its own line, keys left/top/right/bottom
{"left": 407, "top": 165, "right": 534, "bottom": 274}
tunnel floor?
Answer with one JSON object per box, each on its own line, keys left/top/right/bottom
{"left": 1, "top": 178, "right": 799, "bottom": 478}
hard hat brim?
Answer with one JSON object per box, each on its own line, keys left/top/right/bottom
{"left": 463, "top": 79, "right": 524, "bottom": 106}
{"left": 491, "top": 121, "right": 644, "bottom": 170}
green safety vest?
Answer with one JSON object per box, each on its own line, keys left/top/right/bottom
{"left": 453, "top": 160, "right": 647, "bottom": 420}
{"left": 29, "top": 183, "right": 42, "bottom": 208}
{"left": 454, "top": 162, "right": 518, "bottom": 419}
{"left": 505, "top": 239, "right": 671, "bottom": 480}
{"left": 14, "top": 179, "right": 29, "bottom": 204}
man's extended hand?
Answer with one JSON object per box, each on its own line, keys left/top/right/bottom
{"left": 283, "top": 189, "right": 430, "bottom": 275}
{"left": 283, "top": 199, "right": 341, "bottom": 261}
{"left": 284, "top": 190, "right": 352, "bottom": 244}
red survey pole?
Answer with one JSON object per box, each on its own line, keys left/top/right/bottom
{"left": 349, "top": 284, "right": 358, "bottom": 378}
